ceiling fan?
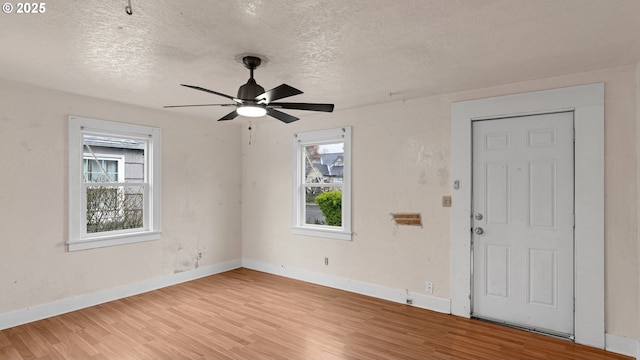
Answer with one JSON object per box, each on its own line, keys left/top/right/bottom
{"left": 164, "top": 56, "right": 334, "bottom": 123}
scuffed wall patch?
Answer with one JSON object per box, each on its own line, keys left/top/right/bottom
{"left": 173, "top": 245, "right": 197, "bottom": 273}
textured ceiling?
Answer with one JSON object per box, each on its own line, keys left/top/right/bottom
{"left": 1, "top": 0, "right": 640, "bottom": 121}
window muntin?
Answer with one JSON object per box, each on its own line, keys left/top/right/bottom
{"left": 292, "top": 127, "right": 351, "bottom": 240}
{"left": 68, "top": 116, "right": 161, "bottom": 251}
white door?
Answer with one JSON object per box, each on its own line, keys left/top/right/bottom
{"left": 471, "top": 112, "right": 574, "bottom": 337}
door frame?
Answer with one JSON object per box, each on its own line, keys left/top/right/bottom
{"left": 450, "top": 83, "right": 604, "bottom": 348}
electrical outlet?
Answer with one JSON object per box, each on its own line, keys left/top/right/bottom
{"left": 406, "top": 298, "right": 413, "bottom": 305}
{"left": 324, "top": 257, "right": 329, "bottom": 266}
{"left": 426, "top": 281, "right": 433, "bottom": 294}
{"left": 197, "top": 251, "right": 203, "bottom": 260}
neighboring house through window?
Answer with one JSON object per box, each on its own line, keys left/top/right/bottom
{"left": 292, "top": 127, "right": 351, "bottom": 240}
{"left": 68, "top": 116, "right": 161, "bottom": 251}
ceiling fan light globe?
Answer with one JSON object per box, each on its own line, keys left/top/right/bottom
{"left": 237, "top": 105, "right": 267, "bottom": 117}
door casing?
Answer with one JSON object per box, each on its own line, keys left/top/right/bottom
{"left": 450, "top": 83, "right": 604, "bottom": 348}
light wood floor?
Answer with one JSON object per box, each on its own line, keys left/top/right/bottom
{"left": 0, "top": 268, "right": 632, "bottom": 360}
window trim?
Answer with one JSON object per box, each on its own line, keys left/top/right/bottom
{"left": 291, "top": 127, "right": 352, "bottom": 241}
{"left": 68, "top": 116, "right": 162, "bottom": 251}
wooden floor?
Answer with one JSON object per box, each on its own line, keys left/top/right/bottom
{"left": 0, "top": 268, "right": 631, "bottom": 360}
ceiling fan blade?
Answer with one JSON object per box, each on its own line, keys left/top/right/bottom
{"left": 257, "top": 84, "right": 303, "bottom": 103}
{"left": 163, "top": 103, "right": 235, "bottom": 108}
{"left": 218, "top": 110, "right": 239, "bottom": 121}
{"left": 268, "top": 102, "right": 334, "bottom": 112}
{"left": 267, "top": 108, "right": 299, "bottom": 123}
{"left": 181, "top": 84, "right": 242, "bottom": 103}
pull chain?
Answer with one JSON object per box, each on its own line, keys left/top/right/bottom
{"left": 125, "top": 0, "right": 133, "bottom": 15}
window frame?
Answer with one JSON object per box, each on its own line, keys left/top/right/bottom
{"left": 292, "top": 127, "right": 352, "bottom": 240}
{"left": 68, "top": 116, "right": 162, "bottom": 251}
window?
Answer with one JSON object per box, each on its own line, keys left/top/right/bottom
{"left": 68, "top": 116, "right": 161, "bottom": 251}
{"left": 83, "top": 154, "right": 124, "bottom": 182}
{"left": 292, "top": 127, "right": 351, "bottom": 240}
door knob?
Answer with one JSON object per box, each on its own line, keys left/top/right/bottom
{"left": 474, "top": 227, "right": 484, "bottom": 235}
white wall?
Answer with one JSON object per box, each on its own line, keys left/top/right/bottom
{"left": 0, "top": 79, "right": 243, "bottom": 314}
{"left": 242, "top": 64, "right": 639, "bottom": 341}
{"left": 0, "top": 63, "right": 637, "bottom": 346}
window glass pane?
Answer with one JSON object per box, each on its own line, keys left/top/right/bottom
{"left": 304, "top": 142, "right": 344, "bottom": 184}
{"left": 104, "top": 160, "right": 118, "bottom": 179}
{"left": 82, "top": 134, "right": 146, "bottom": 182}
{"left": 304, "top": 186, "right": 342, "bottom": 226}
{"left": 86, "top": 184, "right": 145, "bottom": 233}
{"left": 82, "top": 135, "right": 148, "bottom": 234}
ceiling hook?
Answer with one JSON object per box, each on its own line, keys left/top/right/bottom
{"left": 125, "top": 0, "right": 133, "bottom": 15}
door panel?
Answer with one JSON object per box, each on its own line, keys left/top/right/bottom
{"left": 528, "top": 160, "right": 556, "bottom": 228}
{"left": 527, "top": 248, "right": 556, "bottom": 307}
{"left": 485, "top": 244, "right": 510, "bottom": 299}
{"left": 485, "top": 162, "right": 510, "bottom": 225}
{"left": 472, "top": 112, "right": 574, "bottom": 337}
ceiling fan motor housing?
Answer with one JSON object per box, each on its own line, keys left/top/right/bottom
{"left": 237, "top": 79, "right": 265, "bottom": 101}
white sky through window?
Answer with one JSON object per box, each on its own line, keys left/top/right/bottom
{"left": 319, "top": 143, "right": 343, "bottom": 153}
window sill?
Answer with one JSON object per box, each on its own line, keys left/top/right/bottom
{"left": 292, "top": 227, "right": 352, "bottom": 241}
{"left": 67, "top": 231, "right": 161, "bottom": 251}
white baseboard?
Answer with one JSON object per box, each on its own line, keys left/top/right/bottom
{"left": 242, "top": 259, "right": 451, "bottom": 314}
{"left": 0, "top": 259, "right": 242, "bottom": 331}
{"left": 606, "top": 333, "right": 640, "bottom": 359}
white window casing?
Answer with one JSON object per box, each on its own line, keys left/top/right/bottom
{"left": 68, "top": 116, "right": 162, "bottom": 251}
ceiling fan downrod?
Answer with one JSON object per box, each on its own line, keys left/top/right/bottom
{"left": 238, "top": 56, "right": 265, "bottom": 100}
